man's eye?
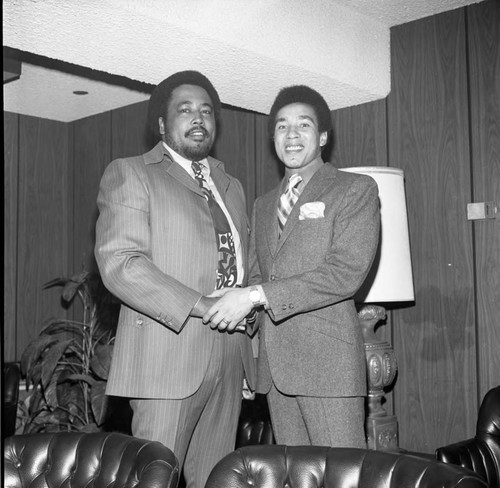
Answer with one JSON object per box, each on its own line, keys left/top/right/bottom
{"left": 202, "top": 109, "right": 212, "bottom": 115}
{"left": 180, "top": 108, "right": 190, "bottom": 113}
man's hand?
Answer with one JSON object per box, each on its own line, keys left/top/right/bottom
{"left": 203, "top": 288, "right": 253, "bottom": 332}
{"left": 207, "top": 287, "right": 234, "bottom": 298}
{"left": 191, "top": 296, "right": 219, "bottom": 318}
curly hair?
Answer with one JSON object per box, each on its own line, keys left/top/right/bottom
{"left": 268, "top": 85, "right": 332, "bottom": 138}
{"left": 147, "top": 70, "right": 222, "bottom": 141}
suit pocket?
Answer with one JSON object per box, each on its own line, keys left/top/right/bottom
{"left": 118, "top": 306, "right": 148, "bottom": 329}
{"left": 306, "top": 309, "right": 357, "bottom": 345}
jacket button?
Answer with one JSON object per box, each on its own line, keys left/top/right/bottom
{"left": 270, "top": 275, "right": 276, "bottom": 281}
{"left": 289, "top": 304, "right": 294, "bottom": 309}
{"left": 137, "top": 318, "right": 143, "bottom": 326}
{"left": 281, "top": 305, "right": 287, "bottom": 310}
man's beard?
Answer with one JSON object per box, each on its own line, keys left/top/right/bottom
{"left": 165, "top": 128, "right": 213, "bottom": 161}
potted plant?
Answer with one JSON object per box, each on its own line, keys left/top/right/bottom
{"left": 18, "top": 270, "right": 119, "bottom": 433}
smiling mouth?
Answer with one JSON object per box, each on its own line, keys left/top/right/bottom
{"left": 186, "top": 128, "right": 209, "bottom": 140}
{"left": 285, "top": 145, "right": 303, "bottom": 152}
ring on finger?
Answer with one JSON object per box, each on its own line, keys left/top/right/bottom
{"left": 222, "top": 319, "right": 230, "bottom": 325}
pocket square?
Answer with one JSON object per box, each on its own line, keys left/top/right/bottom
{"left": 299, "top": 201, "right": 325, "bottom": 220}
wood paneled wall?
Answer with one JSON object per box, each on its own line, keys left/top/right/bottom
{"left": 4, "top": 112, "right": 19, "bottom": 361}
{"left": 3, "top": 0, "right": 498, "bottom": 454}
{"left": 467, "top": 1, "right": 500, "bottom": 395}
{"left": 4, "top": 114, "right": 72, "bottom": 360}
{"left": 389, "top": 7, "right": 477, "bottom": 451}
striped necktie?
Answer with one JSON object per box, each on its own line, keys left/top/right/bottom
{"left": 277, "top": 173, "right": 302, "bottom": 235}
{"left": 191, "top": 161, "right": 237, "bottom": 289}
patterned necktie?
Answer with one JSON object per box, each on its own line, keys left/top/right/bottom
{"left": 191, "top": 161, "right": 238, "bottom": 289}
{"left": 277, "top": 173, "right": 303, "bottom": 235}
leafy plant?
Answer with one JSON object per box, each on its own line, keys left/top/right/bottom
{"left": 18, "top": 271, "right": 119, "bottom": 433}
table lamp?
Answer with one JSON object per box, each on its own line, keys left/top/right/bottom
{"left": 341, "top": 167, "right": 414, "bottom": 450}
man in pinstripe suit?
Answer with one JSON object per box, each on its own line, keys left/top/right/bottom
{"left": 95, "top": 71, "right": 255, "bottom": 488}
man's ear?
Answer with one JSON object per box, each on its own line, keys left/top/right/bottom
{"left": 319, "top": 131, "right": 328, "bottom": 147}
{"left": 158, "top": 117, "right": 165, "bottom": 135}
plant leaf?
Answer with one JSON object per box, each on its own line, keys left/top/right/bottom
{"left": 90, "top": 381, "right": 108, "bottom": 426}
{"left": 61, "top": 281, "right": 82, "bottom": 304}
{"left": 43, "top": 277, "right": 68, "bottom": 290}
{"left": 21, "top": 335, "right": 60, "bottom": 378}
{"left": 66, "top": 374, "right": 96, "bottom": 386}
{"left": 81, "top": 423, "right": 100, "bottom": 433}
{"left": 70, "top": 271, "right": 91, "bottom": 285}
{"left": 41, "top": 340, "right": 74, "bottom": 389}
{"left": 26, "top": 387, "right": 45, "bottom": 414}
{"left": 60, "top": 271, "right": 91, "bottom": 303}
{"left": 91, "top": 344, "right": 113, "bottom": 380}
{"left": 44, "top": 367, "right": 66, "bottom": 408}
{"left": 40, "top": 319, "right": 85, "bottom": 337}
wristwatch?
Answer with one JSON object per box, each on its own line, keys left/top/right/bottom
{"left": 248, "top": 286, "right": 263, "bottom": 307}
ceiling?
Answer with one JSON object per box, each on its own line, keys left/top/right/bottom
{"left": 3, "top": 0, "right": 484, "bottom": 123}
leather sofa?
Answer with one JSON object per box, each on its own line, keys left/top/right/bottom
{"left": 206, "top": 445, "right": 487, "bottom": 488}
{"left": 3, "top": 432, "right": 179, "bottom": 488}
{"left": 436, "top": 385, "right": 500, "bottom": 487}
{"left": 3, "top": 362, "right": 21, "bottom": 438}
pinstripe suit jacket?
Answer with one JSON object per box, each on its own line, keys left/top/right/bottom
{"left": 249, "top": 163, "right": 380, "bottom": 397}
{"left": 95, "top": 142, "right": 255, "bottom": 399}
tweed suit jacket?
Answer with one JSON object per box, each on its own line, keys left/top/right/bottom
{"left": 95, "top": 142, "right": 255, "bottom": 399}
{"left": 249, "top": 163, "right": 380, "bottom": 397}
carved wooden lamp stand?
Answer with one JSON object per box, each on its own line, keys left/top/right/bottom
{"left": 341, "top": 167, "right": 414, "bottom": 450}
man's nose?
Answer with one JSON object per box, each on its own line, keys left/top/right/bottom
{"left": 192, "top": 111, "right": 204, "bottom": 125}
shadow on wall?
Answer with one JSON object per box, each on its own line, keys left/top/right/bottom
{"left": 403, "top": 285, "right": 473, "bottom": 362}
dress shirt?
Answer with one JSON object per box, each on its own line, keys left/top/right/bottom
{"left": 163, "top": 142, "right": 244, "bottom": 286}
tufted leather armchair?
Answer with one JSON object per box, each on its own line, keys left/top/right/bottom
{"left": 3, "top": 362, "right": 21, "bottom": 438}
{"left": 436, "top": 386, "right": 500, "bottom": 487}
{"left": 4, "top": 432, "right": 179, "bottom": 488}
{"left": 206, "top": 445, "right": 488, "bottom": 488}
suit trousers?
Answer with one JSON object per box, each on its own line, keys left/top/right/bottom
{"left": 130, "top": 331, "right": 244, "bottom": 488}
{"left": 267, "top": 383, "right": 367, "bottom": 448}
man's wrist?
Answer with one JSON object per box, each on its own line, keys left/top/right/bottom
{"left": 191, "top": 295, "right": 215, "bottom": 317}
{"left": 248, "top": 285, "right": 267, "bottom": 308}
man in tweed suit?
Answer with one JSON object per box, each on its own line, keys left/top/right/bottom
{"left": 95, "top": 71, "right": 255, "bottom": 488}
{"left": 205, "top": 85, "right": 380, "bottom": 447}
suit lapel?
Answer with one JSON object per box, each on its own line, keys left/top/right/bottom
{"left": 144, "top": 142, "right": 204, "bottom": 197}
{"left": 209, "top": 158, "right": 241, "bottom": 230}
{"left": 166, "top": 157, "right": 204, "bottom": 197}
{"left": 209, "top": 157, "right": 250, "bottom": 271}
{"left": 259, "top": 187, "right": 281, "bottom": 259}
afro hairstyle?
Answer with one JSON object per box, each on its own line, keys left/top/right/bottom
{"left": 147, "top": 70, "right": 222, "bottom": 141}
{"left": 267, "top": 85, "right": 332, "bottom": 138}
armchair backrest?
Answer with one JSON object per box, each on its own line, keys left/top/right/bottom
{"left": 206, "top": 445, "right": 487, "bottom": 488}
{"left": 4, "top": 432, "right": 179, "bottom": 488}
{"left": 436, "top": 385, "right": 500, "bottom": 487}
{"left": 3, "top": 362, "right": 21, "bottom": 438}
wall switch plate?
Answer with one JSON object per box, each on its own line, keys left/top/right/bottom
{"left": 467, "top": 201, "right": 497, "bottom": 220}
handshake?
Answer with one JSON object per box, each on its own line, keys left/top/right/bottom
{"left": 195, "top": 286, "right": 260, "bottom": 333}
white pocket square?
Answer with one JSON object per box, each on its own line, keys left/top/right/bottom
{"left": 299, "top": 201, "right": 325, "bottom": 220}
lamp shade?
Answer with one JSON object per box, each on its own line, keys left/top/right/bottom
{"left": 341, "top": 167, "right": 414, "bottom": 303}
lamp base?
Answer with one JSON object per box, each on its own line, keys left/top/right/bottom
{"left": 357, "top": 304, "right": 399, "bottom": 450}
{"left": 366, "top": 414, "right": 399, "bottom": 450}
